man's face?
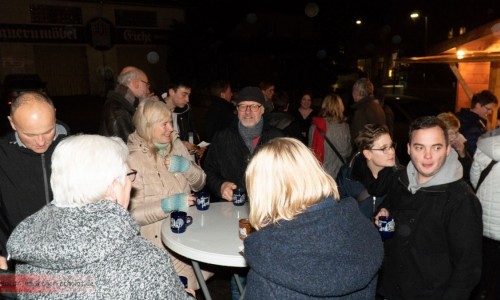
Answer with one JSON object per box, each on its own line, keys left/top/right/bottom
{"left": 237, "top": 100, "right": 264, "bottom": 128}
{"left": 169, "top": 86, "right": 191, "bottom": 108}
{"left": 408, "top": 126, "right": 450, "bottom": 184}
{"left": 8, "top": 101, "right": 56, "bottom": 154}
{"left": 473, "top": 102, "right": 496, "bottom": 119}
{"left": 262, "top": 86, "right": 275, "bottom": 101}
{"left": 130, "top": 72, "right": 151, "bottom": 100}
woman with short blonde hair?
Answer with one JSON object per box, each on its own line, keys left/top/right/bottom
{"left": 243, "top": 137, "right": 383, "bottom": 299}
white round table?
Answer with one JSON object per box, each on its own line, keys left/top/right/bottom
{"left": 161, "top": 202, "right": 249, "bottom": 299}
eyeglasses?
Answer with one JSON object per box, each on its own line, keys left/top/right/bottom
{"left": 370, "top": 143, "right": 397, "bottom": 154}
{"left": 140, "top": 80, "right": 151, "bottom": 88}
{"left": 237, "top": 104, "right": 262, "bottom": 112}
{"left": 127, "top": 169, "right": 138, "bottom": 182}
{"left": 482, "top": 105, "right": 494, "bottom": 113}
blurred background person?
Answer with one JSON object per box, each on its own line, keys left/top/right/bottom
{"left": 267, "top": 91, "right": 302, "bottom": 140}
{"left": 127, "top": 99, "right": 211, "bottom": 290}
{"left": 7, "top": 135, "right": 194, "bottom": 299}
{"left": 293, "top": 90, "right": 316, "bottom": 144}
{"left": 437, "top": 112, "right": 472, "bottom": 185}
{"left": 349, "top": 78, "right": 386, "bottom": 145}
{"left": 336, "top": 124, "right": 398, "bottom": 220}
{"left": 456, "top": 90, "right": 498, "bottom": 156}
{"left": 309, "top": 93, "right": 351, "bottom": 178}
{"left": 259, "top": 80, "right": 275, "bottom": 113}
{"left": 243, "top": 137, "right": 383, "bottom": 299}
{"left": 204, "top": 80, "right": 235, "bottom": 142}
{"left": 470, "top": 127, "right": 500, "bottom": 300}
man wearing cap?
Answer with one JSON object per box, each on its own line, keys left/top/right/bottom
{"left": 204, "top": 86, "right": 283, "bottom": 299}
{"left": 205, "top": 86, "right": 283, "bottom": 202}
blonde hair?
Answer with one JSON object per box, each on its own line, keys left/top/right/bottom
{"left": 436, "top": 112, "right": 460, "bottom": 131}
{"left": 319, "top": 93, "right": 345, "bottom": 122}
{"left": 246, "top": 137, "right": 339, "bottom": 230}
{"left": 133, "top": 98, "right": 173, "bottom": 156}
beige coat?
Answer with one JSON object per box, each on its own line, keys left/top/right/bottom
{"left": 127, "top": 131, "right": 209, "bottom": 288}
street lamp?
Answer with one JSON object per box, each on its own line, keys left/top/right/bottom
{"left": 410, "top": 12, "right": 428, "bottom": 55}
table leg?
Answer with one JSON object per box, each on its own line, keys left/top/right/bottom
{"left": 234, "top": 273, "right": 243, "bottom": 294}
{"left": 191, "top": 260, "right": 211, "bottom": 300}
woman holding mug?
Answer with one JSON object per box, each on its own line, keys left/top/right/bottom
{"left": 243, "top": 137, "right": 383, "bottom": 299}
{"left": 127, "top": 98, "right": 211, "bottom": 290}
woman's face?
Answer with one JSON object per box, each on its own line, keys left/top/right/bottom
{"left": 300, "top": 95, "right": 312, "bottom": 109}
{"left": 152, "top": 116, "right": 174, "bottom": 144}
{"left": 364, "top": 133, "right": 396, "bottom": 168}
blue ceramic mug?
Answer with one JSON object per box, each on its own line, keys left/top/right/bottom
{"left": 378, "top": 216, "right": 395, "bottom": 238}
{"left": 170, "top": 211, "right": 193, "bottom": 234}
{"left": 195, "top": 192, "right": 210, "bottom": 211}
{"left": 232, "top": 188, "right": 246, "bottom": 206}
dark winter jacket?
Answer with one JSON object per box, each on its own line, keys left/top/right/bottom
{"left": 98, "top": 85, "right": 137, "bottom": 143}
{"left": 204, "top": 120, "right": 283, "bottom": 199}
{"left": 204, "top": 96, "right": 236, "bottom": 142}
{"left": 377, "top": 151, "right": 482, "bottom": 300}
{"left": 336, "top": 152, "right": 389, "bottom": 219}
{"left": 456, "top": 108, "right": 486, "bottom": 156}
{"left": 350, "top": 95, "right": 386, "bottom": 143}
{"left": 172, "top": 104, "right": 200, "bottom": 144}
{"left": 7, "top": 200, "right": 194, "bottom": 300}
{"left": 243, "top": 197, "right": 383, "bottom": 299}
{"left": 0, "top": 125, "right": 68, "bottom": 257}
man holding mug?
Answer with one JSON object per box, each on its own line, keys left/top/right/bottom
{"left": 204, "top": 86, "right": 283, "bottom": 300}
{"left": 374, "top": 116, "right": 482, "bottom": 300}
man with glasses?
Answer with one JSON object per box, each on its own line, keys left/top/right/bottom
{"left": 99, "top": 66, "right": 157, "bottom": 143}
{"left": 374, "top": 116, "right": 482, "bottom": 300}
{"left": 456, "top": 90, "right": 498, "bottom": 155}
{"left": 204, "top": 86, "right": 283, "bottom": 300}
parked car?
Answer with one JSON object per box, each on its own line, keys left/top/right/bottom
{"left": 0, "top": 74, "right": 47, "bottom": 136}
{"left": 383, "top": 94, "right": 442, "bottom": 165}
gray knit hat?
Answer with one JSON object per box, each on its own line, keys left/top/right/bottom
{"left": 235, "top": 86, "right": 266, "bottom": 105}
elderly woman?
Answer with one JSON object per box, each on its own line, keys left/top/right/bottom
{"left": 309, "top": 93, "right": 352, "bottom": 178}
{"left": 243, "top": 137, "right": 383, "bottom": 299}
{"left": 6, "top": 135, "right": 194, "bottom": 299}
{"left": 127, "top": 98, "right": 210, "bottom": 290}
{"left": 336, "top": 124, "right": 399, "bottom": 219}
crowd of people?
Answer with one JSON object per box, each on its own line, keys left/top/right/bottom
{"left": 0, "top": 64, "right": 499, "bottom": 300}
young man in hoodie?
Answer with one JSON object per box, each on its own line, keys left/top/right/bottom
{"left": 0, "top": 92, "right": 69, "bottom": 271}
{"left": 375, "top": 116, "right": 482, "bottom": 300}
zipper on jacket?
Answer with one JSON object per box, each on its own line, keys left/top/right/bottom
{"left": 372, "top": 196, "right": 377, "bottom": 214}
{"left": 41, "top": 153, "right": 50, "bottom": 204}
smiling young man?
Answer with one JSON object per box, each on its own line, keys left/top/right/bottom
{"left": 375, "top": 116, "right": 482, "bottom": 300}
{"left": 0, "top": 92, "right": 69, "bottom": 271}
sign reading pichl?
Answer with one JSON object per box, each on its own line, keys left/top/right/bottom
{"left": 0, "top": 21, "right": 168, "bottom": 48}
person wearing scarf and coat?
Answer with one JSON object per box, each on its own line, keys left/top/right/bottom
{"left": 127, "top": 99, "right": 212, "bottom": 290}
{"left": 309, "top": 93, "right": 351, "bottom": 179}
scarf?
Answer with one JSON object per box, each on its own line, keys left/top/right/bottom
{"left": 238, "top": 118, "right": 264, "bottom": 154}
{"left": 311, "top": 117, "right": 327, "bottom": 163}
{"left": 154, "top": 142, "right": 171, "bottom": 158}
